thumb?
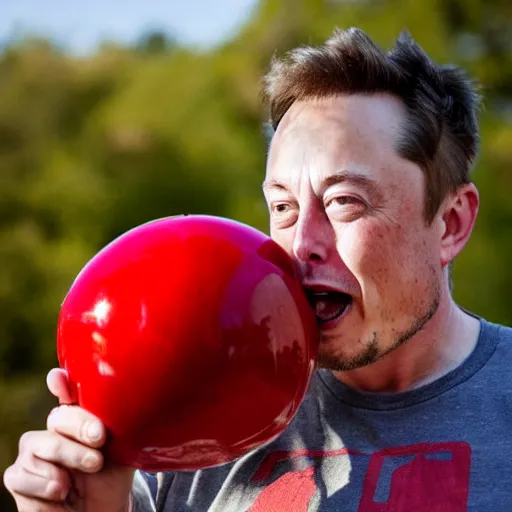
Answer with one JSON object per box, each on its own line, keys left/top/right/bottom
{"left": 46, "top": 368, "right": 77, "bottom": 405}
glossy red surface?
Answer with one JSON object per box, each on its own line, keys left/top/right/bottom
{"left": 57, "top": 215, "right": 318, "bottom": 471}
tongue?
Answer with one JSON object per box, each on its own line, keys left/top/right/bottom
{"left": 314, "top": 294, "right": 349, "bottom": 322}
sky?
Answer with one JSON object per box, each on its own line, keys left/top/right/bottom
{"left": 0, "top": 0, "right": 259, "bottom": 53}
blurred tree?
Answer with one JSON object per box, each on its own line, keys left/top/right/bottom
{"left": 135, "top": 30, "right": 177, "bottom": 54}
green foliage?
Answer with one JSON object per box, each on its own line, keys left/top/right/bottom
{"left": 0, "top": 1, "right": 510, "bottom": 509}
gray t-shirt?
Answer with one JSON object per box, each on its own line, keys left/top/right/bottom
{"left": 133, "top": 318, "right": 512, "bottom": 511}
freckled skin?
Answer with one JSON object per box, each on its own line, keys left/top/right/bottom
{"left": 264, "top": 94, "right": 443, "bottom": 372}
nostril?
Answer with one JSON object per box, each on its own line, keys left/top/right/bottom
{"left": 293, "top": 240, "right": 327, "bottom": 263}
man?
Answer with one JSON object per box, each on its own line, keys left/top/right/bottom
{"left": 5, "top": 27, "right": 512, "bottom": 511}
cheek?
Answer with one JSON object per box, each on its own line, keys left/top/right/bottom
{"left": 337, "top": 218, "right": 432, "bottom": 288}
{"left": 338, "top": 222, "right": 401, "bottom": 277}
{"left": 270, "top": 227, "right": 294, "bottom": 255}
{"left": 338, "top": 220, "right": 439, "bottom": 328}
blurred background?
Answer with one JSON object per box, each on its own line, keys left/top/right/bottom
{"left": 0, "top": 0, "right": 510, "bottom": 508}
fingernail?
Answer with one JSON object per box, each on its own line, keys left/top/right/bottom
{"left": 82, "top": 451, "right": 100, "bottom": 470}
{"left": 87, "top": 422, "right": 103, "bottom": 442}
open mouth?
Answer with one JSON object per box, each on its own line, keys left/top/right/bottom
{"left": 306, "top": 291, "right": 352, "bottom": 326}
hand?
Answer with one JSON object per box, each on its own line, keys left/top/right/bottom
{"left": 3, "top": 368, "right": 136, "bottom": 512}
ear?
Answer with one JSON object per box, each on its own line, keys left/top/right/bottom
{"left": 439, "top": 183, "right": 479, "bottom": 267}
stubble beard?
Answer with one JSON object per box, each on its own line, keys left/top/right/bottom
{"left": 316, "top": 274, "right": 441, "bottom": 373}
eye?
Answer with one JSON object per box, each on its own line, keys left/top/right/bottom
{"left": 270, "top": 202, "right": 298, "bottom": 228}
{"left": 325, "top": 195, "right": 366, "bottom": 221}
{"left": 273, "top": 203, "right": 291, "bottom": 213}
{"left": 329, "top": 196, "right": 360, "bottom": 206}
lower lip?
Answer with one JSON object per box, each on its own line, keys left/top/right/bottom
{"left": 318, "top": 302, "right": 352, "bottom": 331}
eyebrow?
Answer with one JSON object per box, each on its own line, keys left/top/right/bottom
{"left": 261, "top": 179, "right": 288, "bottom": 193}
{"left": 262, "top": 170, "right": 382, "bottom": 201}
{"left": 322, "top": 170, "right": 381, "bottom": 199}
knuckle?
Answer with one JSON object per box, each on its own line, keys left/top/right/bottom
{"left": 3, "top": 464, "right": 17, "bottom": 491}
{"left": 28, "top": 454, "right": 56, "bottom": 481}
{"left": 47, "top": 405, "right": 102, "bottom": 446}
{"left": 46, "top": 405, "right": 76, "bottom": 432}
{"left": 36, "top": 435, "right": 60, "bottom": 461}
{"left": 18, "top": 431, "right": 35, "bottom": 453}
{"left": 44, "top": 478, "right": 67, "bottom": 501}
{"left": 45, "top": 406, "right": 62, "bottom": 430}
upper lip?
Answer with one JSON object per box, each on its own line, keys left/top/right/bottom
{"left": 302, "top": 283, "right": 351, "bottom": 295}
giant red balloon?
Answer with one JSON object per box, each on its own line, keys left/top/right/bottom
{"left": 57, "top": 215, "right": 318, "bottom": 471}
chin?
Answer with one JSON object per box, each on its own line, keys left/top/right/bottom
{"left": 315, "top": 333, "right": 381, "bottom": 372}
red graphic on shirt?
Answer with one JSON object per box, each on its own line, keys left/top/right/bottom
{"left": 250, "top": 466, "right": 316, "bottom": 512}
{"left": 249, "top": 442, "right": 471, "bottom": 512}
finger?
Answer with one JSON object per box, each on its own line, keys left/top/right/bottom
{"left": 47, "top": 405, "right": 106, "bottom": 448}
{"left": 4, "top": 464, "right": 68, "bottom": 502}
{"left": 21, "top": 431, "right": 104, "bottom": 474}
{"left": 24, "top": 454, "right": 72, "bottom": 491}
{"left": 47, "top": 369, "right": 75, "bottom": 405}
{"left": 9, "top": 493, "right": 66, "bottom": 512}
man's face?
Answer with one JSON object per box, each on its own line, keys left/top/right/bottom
{"left": 264, "top": 94, "right": 443, "bottom": 371}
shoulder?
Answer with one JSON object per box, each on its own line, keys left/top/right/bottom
{"left": 477, "top": 317, "right": 512, "bottom": 369}
{"left": 481, "top": 318, "right": 512, "bottom": 344}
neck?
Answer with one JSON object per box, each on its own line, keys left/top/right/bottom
{"left": 333, "top": 292, "right": 481, "bottom": 394}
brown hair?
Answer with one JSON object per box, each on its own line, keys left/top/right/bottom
{"left": 263, "top": 28, "right": 481, "bottom": 223}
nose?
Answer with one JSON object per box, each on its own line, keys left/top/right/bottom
{"left": 292, "top": 209, "right": 332, "bottom": 263}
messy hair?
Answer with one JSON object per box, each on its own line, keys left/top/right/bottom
{"left": 263, "top": 28, "right": 481, "bottom": 223}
